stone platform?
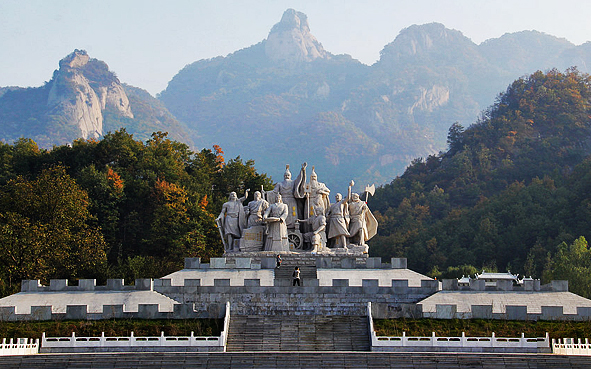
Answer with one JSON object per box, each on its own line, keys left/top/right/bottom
{"left": 1, "top": 254, "right": 590, "bottom": 321}
{"left": 2, "top": 352, "right": 590, "bottom": 368}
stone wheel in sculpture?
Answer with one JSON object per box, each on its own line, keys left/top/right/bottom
{"left": 288, "top": 230, "right": 303, "bottom": 250}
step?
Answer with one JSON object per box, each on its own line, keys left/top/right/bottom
{"left": 226, "top": 315, "right": 370, "bottom": 352}
{"left": 274, "top": 265, "right": 317, "bottom": 280}
{"left": 2, "top": 352, "right": 590, "bottom": 369}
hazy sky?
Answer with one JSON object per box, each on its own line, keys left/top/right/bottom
{"left": 2, "top": 0, "right": 591, "bottom": 95}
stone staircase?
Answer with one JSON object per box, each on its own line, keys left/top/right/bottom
{"left": 3, "top": 352, "right": 591, "bottom": 368}
{"left": 274, "top": 254, "right": 318, "bottom": 285}
{"left": 226, "top": 315, "right": 370, "bottom": 351}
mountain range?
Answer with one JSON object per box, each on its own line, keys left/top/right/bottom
{"left": 3, "top": 9, "right": 591, "bottom": 189}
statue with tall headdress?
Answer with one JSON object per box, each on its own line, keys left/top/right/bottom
{"left": 304, "top": 166, "right": 330, "bottom": 219}
{"left": 268, "top": 163, "right": 307, "bottom": 230}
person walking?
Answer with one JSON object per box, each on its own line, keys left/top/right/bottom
{"left": 276, "top": 254, "right": 282, "bottom": 268}
{"left": 292, "top": 266, "right": 301, "bottom": 286}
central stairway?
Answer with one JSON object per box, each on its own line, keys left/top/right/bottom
{"left": 224, "top": 253, "right": 370, "bottom": 352}
{"left": 226, "top": 315, "right": 370, "bottom": 351}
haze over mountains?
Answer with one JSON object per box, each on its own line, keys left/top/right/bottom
{"left": 3, "top": 9, "right": 591, "bottom": 188}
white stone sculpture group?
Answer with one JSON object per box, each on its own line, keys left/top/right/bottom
{"left": 216, "top": 163, "right": 377, "bottom": 254}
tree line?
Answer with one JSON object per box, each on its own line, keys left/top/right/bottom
{"left": 0, "top": 130, "right": 272, "bottom": 296}
{"left": 369, "top": 68, "right": 591, "bottom": 297}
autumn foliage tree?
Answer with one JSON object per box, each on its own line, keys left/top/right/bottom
{"left": 371, "top": 68, "right": 591, "bottom": 294}
{"left": 0, "top": 129, "right": 272, "bottom": 295}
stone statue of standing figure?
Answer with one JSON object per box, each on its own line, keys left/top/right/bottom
{"left": 268, "top": 163, "right": 307, "bottom": 231}
{"left": 246, "top": 190, "right": 269, "bottom": 228}
{"left": 217, "top": 164, "right": 378, "bottom": 255}
{"left": 217, "top": 189, "right": 249, "bottom": 252}
{"left": 347, "top": 181, "right": 378, "bottom": 247}
{"left": 326, "top": 192, "right": 350, "bottom": 248}
{"left": 263, "top": 193, "right": 290, "bottom": 252}
{"left": 304, "top": 166, "right": 330, "bottom": 219}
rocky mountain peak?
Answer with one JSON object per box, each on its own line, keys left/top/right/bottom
{"left": 59, "top": 49, "right": 90, "bottom": 69}
{"left": 265, "top": 9, "right": 329, "bottom": 63}
{"left": 47, "top": 50, "right": 133, "bottom": 140}
{"left": 379, "top": 23, "right": 476, "bottom": 64}
{"left": 271, "top": 8, "right": 310, "bottom": 33}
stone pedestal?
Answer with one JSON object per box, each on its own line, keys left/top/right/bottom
{"left": 240, "top": 226, "right": 265, "bottom": 252}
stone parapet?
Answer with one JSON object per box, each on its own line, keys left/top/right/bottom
{"left": 418, "top": 303, "right": 584, "bottom": 321}
{"left": 188, "top": 256, "right": 410, "bottom": 270}
{"left": 441, "top": 279, "right": 565, "bottom": 292}
{"left": 0, "top": 302, "right": 213, "bottom": 322}
{"left": 154, "top": 283, "right": 438, "bottom": 317}
{"left": 21, "top": 279, "right": 153, "bottom": 293}
{"left": 197, "top": 256, "right": 411, "bottom": 271}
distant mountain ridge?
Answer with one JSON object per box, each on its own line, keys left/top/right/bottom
{"left": 2, "top": 10, "right": 591, "bottom": 189}
{"left": 159, "top": 10, "right": 591, "bottom": 189}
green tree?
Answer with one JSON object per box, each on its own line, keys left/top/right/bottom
{"left": 0, "top": 166, "right": 107, "bottom": 293}
{"left": 543, "top": 236, "right": 591, "bottom": 298}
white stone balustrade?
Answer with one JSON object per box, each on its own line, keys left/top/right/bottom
{"left": 552, "top": 338, "right": 591, "bottom": 355}
{"left": 40, "top": 302, "right": 231, "bottom": 353}
{"left": 41, "top": 331, "right": 222, "bottom": 350}
{"left": 368, "top": 302, "right": 549, "bottom": 352}
{"left": 371, "top": 331, "right": 548, "bottom": 351}
{"left": 0, "top": 337, "right": 39, "bottom": 355}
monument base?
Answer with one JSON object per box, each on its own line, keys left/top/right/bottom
{"left": 224, "top": 244, "right": 368, "bottom": 258}
{"left": 239, "top": 226, "right": 265, "bottom": 252}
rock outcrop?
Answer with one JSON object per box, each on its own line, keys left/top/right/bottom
{"left": 46, "top": 50, "right": 133, "bottom": 139}
{"left": 265, "top": 9, "right": 329, "bottom": 64}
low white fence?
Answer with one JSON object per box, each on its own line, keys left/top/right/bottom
{"left": 367, "top": 302, "right": 549, "bottom": 352}
{"left": 553, "top": 338, "right": 591, "bottom": 355}
{"left": 41, "top": 301, "right": 231, "bottom": 352}
{"left": 0, "top": 338, "right": 39, "bottom": 355}
{"left": 41, "top": 331, "right": 222, "bottom": 350}
{"left": 372, "top": 331, "right": 549, "bottom": 351}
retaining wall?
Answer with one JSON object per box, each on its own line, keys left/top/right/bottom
{"left": 5, "top": 257, "right": 587, "bottom": 321}
{"left": 0, "top": 302, "right": 215, "bottom": 321}
{"left": 155, "top": 279, "right": 439, "bottom": 316}
{"left": 421, "top": 304, "right": 591, "bottom": 321}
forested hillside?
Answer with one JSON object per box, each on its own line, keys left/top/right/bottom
{"left": 370, "top": 69, "right": 591, "bottom": 297}
{"left": 0, "top": 130, "right": 272, "bottom": 297}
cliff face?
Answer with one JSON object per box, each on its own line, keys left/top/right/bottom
{"left": 0, "top": 49, "right": 189, "bottom": 148}
{"left": 46, "top": 50, "right": 133, "bottom": 139}
{"left": 264, "top": 9, "right": 329, "bottom": 64}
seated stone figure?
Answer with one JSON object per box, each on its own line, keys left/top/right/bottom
{"left": 298, "top": 205, "right": 327, "bottom": 252}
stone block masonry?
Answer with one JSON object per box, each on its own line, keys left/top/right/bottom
{"left": 3, "top": 256, "right": 591, "bottom": 322}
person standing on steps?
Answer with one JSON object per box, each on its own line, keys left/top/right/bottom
{"left": 276, "top": 254, "right": 282, "bottom": 268}
{"left": 292, "top": 266, "right": 301, "bottom": 286}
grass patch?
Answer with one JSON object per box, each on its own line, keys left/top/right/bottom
{"left": 0, "top": 319, "right": 222, "bottom": 339}
{"left": 374, "top": 318, "right": 591, "bottom": 339}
